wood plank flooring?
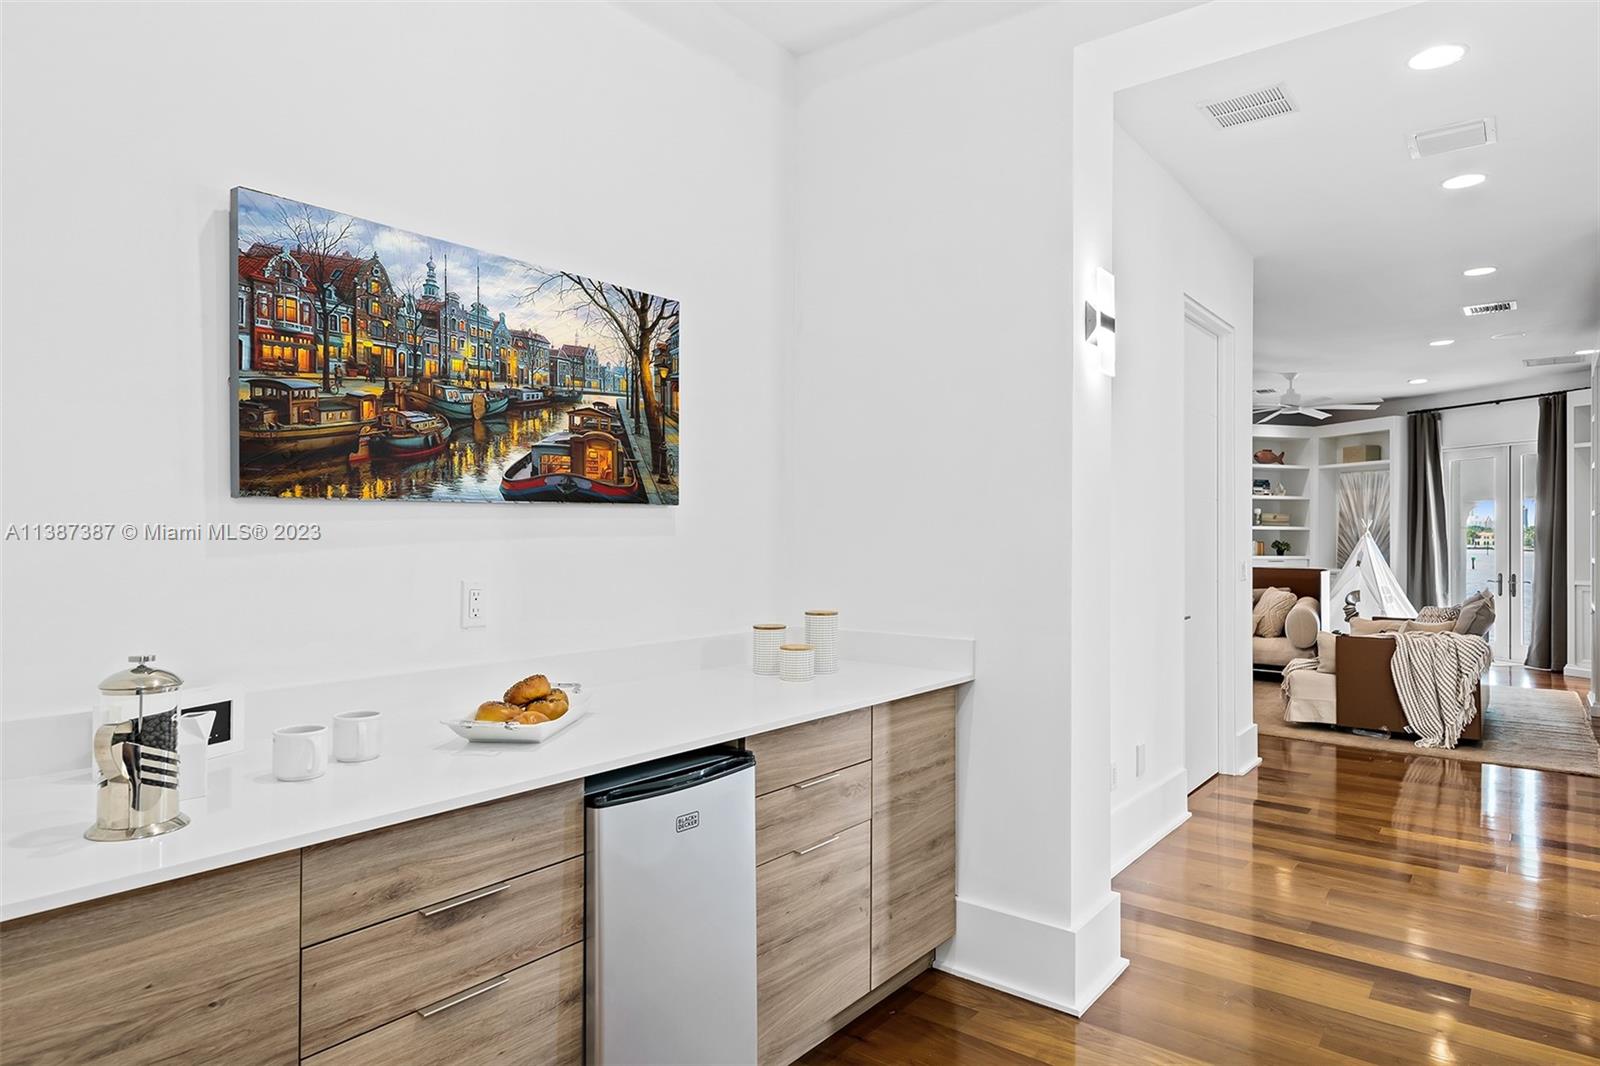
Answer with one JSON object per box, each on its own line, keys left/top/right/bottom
{"left": 800, "top": 670, "right": 1600, "bottom": 1065}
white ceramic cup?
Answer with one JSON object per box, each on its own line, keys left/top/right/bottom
{"left": 273, "top": 724, "right": 329, "bottom": 782}
{"left": 333, "top": 710, "right": 382, "bottom": 763}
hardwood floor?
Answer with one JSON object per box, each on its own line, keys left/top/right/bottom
{"left": 800, "top": 726, "right": 1600, "bottom": 1064}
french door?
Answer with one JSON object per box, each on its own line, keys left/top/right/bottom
{"left": 1444, "top": 443, "right": 1537, "bottom": 662}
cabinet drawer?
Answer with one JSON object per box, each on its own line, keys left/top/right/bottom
{"left": 0, "top": 854, "right": 300, "bottom": 1066}
{"left": 300, "top": 780, "right": 582, "bottom": 945}
{"left": 303, "top": 942, "right": 583, "bottom": 1066}
{"left": 756, "top": 821, "right": 871, "bottom": 1066}
{"left": 746, "top": 707, "right": 870, "bottom": 796}
{"left": 301, "top": 856, "right": 583, "bottom": 1056}
{"left": 756, "top": 759, "right": 870, "bottom": 866}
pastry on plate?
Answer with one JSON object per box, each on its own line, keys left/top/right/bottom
{"left": 513, "top": 708, "right": 550, "bottom": 725}
{"left": 504, "top": 674, "right": 551, "bottom": 706}
{"left": 474, "top": 700, "right": 519, "bottom": 723}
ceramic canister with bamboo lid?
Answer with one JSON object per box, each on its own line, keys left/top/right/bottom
{"left": 778, "top": 643, "right": 816, "bottom": 683}
{"left": 804, "top": 610, "right": 839, "bottom": 674}
{"left": 752, "top": 624, "right": 787, "bottom": 675}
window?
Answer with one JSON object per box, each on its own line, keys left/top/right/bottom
{"left": 237, "top": 294, "right": 246, "bottom": 326}
{"left": 370, "top": 300, "right": 381, "bottom": 316}
{"left": 341, "top": 315, "right": 350, "bottom": 333}
{"left": 301, "top": 303, "right": 313, "bottom": 326}
{"left": 257, "top": 294, "right": 269, "bottom": 318}
{"left": 370, "top": 280, "right": 380, "bottom": 295}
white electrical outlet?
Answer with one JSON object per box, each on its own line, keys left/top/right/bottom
{"left": 461, "top": 580, "right": 488, "bottom": 629}
{"left": 1136, "top": 743, "right": 1147, "bottom": 778}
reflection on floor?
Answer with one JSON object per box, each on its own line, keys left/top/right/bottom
{"left": 801, "top": 717, "right": 1599, "bottom": 1064}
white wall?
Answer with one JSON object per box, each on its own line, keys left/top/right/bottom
{"left": 787, "top": 0, "right": 1194, "bottom": 1015}
{"left": 0, "top": 2, "right": 790, "bottom": 717}
{"left": 1108, "top": 126, "right": 1253, "bottom": 872}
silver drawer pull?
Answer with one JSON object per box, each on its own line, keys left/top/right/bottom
{"left": 418, "top": 881, "right": 510, "bottom": 917}
{"left": 416, "top": 975, "right": 510, "bottom": 1018}
{"left": 794, "top": 835, "right": 840, "bottom": 857}
{"left": 795, "top": 771, "right": 841, "bottom": 790}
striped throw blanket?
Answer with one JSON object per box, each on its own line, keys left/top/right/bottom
{"left": 1387, "top": 631, "right": 1492, "bottom": 749}
{"left": 1280, "top": 656, "right": 1319, "bottom": 704}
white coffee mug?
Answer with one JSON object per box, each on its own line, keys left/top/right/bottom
{"left": 333, "top": 710, "right": 382, "bottom": 763}
{"left": 273, "top": 724, "right": 329, "bottom": 782}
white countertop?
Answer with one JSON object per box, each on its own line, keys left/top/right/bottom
{"left": 1, "top": 633, "right": 972, "bottom": 921}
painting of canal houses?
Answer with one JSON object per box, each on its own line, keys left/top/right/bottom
{"left": 231, "top": 188, "right": 679, "bottom": 504}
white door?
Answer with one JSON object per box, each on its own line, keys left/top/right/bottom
{"left": 1511, "top": 442, "right": 1537, "bottom": 664}
{"left": 1445, "top": 443, "right": 1537, "bottom": 662}
{"left": 1182, "top": 317, "right": 1221, "bottom": 791}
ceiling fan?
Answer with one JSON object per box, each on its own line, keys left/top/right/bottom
{"left": 1253, "top": 372, "right": 1382, "bottom": 423}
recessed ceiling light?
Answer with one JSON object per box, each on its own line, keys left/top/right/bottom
{"left": 1579, "top": 348, "right": 1600, "bottom": 356}
{"left": 1408, "top": 378, "right": 1430, "bottom": 385}
{"left": 1429, "top": 339, "right": 1455, "bottom": 347}
{"left": 1442, "top": 173, "right": 1486, "bottom": 190}
{"left": 1408, "top": 44, "right": 1468, "bottom": 71}
{"left": 1491, "top": 331, "right": 1526, "bottom": 340}
{"left": 1462, "top": 266, "right": 1497, "bottom": 277}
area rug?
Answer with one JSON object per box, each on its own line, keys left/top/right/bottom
{"left": 1253, "top": 680, "right": 1600, "bottom": 777}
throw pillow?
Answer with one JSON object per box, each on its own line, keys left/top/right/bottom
{"left": 1252, "top": 588, "right": 1298, "bottom": 637}
{"left": 1350, "top": 617, "right": 1406, "bottom": 636}
{"left": 1284, "top": 598, "right": 1320, "bottom": 649}
{"left": 1455, "top": 593, "right": 1497, "bottom": 637}
{"left": 1315, "top": 631, "right": 1337, "bottom": 673}
{"left": 1401, "top": 619, "right": 1455, "bottom": 634}
{"left": 1417, "top": 605, "right": 1461, "bottom": 624}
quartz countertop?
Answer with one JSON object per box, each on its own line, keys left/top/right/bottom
{"left": 1, "top": 633, "right": 972, "bottom": 921}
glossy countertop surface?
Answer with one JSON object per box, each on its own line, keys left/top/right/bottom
{"left": 1, "top": 632, "right": 973, "bottom": 921}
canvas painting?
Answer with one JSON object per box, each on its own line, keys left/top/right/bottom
{"left": 1336, "top": 470, "right": 1390, "bottom": 566}
{"left": 231, "top": 188, "right": 679, "bottom": 504}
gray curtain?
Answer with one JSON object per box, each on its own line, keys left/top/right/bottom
{"left": 1526, "top": 394, "right": 1567, "bottom": 670}
{"left": 1406, "top": 411, "right": 1448, "bottom": 607}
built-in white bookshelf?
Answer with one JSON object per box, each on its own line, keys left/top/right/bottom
{"left": 1249, "top": 417, "right": 1407, "bottom": 591}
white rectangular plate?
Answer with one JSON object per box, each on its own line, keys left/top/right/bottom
{"left": 442, "top": 688, "right": 589, "bottom": 744}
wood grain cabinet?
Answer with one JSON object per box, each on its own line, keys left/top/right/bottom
{"left": 748, "top": 688, "right": 958, "bottom": 1066}
{"left": 870, "top": 688, "right": 957, "bottom": 986}
{"left": 0, "top": 853, "right": 301, "bottom": 1066}
{"left": 299, "top": 782, "right": 585, "bottom": 1060}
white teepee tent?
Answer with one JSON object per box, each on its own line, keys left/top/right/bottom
{"left": 1330, "top": 527, "right": 1417, "bottom": 623}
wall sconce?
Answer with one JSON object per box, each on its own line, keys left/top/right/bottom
{"left": 1084, "top": 267, "right": 1116, "bottom": 377}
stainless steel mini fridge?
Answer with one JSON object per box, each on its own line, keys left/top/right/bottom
{"left": 586, "top": 747, "right": 758, "bottom": 1065}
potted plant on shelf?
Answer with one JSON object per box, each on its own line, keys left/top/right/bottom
{"left": 1271, "top": 539, "right": 1291, "bottom": 557}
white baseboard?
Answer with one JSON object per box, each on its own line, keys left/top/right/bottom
{"left": 1564, "top": 664, "right": 1592, "bottom": 680}
{"left": 936, "top": 892, "right": 1127, "bottom": 1017}
{"left": 1230, "top": 723, "right": 1260, "bottom": 775}
{"left": 1110, "top": 768, "right": 1190, "bottom": 876}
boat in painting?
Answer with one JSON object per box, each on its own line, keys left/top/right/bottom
{"left": 407, "top": 380, "right": 510, "bottom": 421}
{"left": 567, "top": 405, "right": 622, "bottom": 433}
{"left": 238, "top": 379, "right": 378, "bottom": 463}
{"left": 501, "top": 387, "right": 553, "bottom": 410}
{"left": 500, "top": 429, "right": 643, "bottom": 502}
{"left": 374, "top": 408, "right": 453, "bottom": 459}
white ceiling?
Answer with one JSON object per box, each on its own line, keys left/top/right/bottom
{"left": 718, "top": 1, "right": 932, "bottom": 55}
{"left": 1116, "top": 1, "right": 1600, "bottom": 405}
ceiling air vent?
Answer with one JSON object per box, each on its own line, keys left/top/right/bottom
{"left": 1524, "top": 355, "right": 1585, "bottom": 368}
{"left": 1408, "top": 117, "right": 1497, "bottom": 159}
{"left": 1462, "top": 300, "right": 1517, "bottom": 316}
{"left": 1199, "top": 83, "right": 1298, "bottom": 129}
